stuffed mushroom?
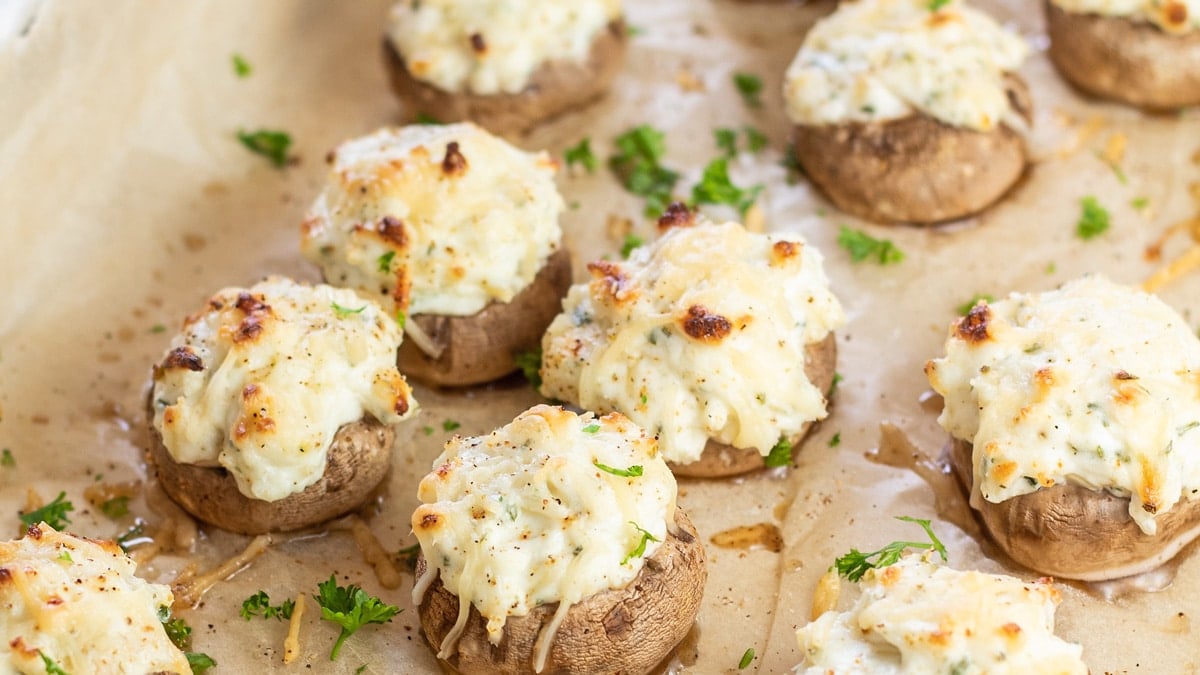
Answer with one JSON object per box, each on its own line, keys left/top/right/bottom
{"left": 411, "top": 405, "right": 705, "bottom": 674}
{"left": 925, "top": 275, "right": 1200, "bottom": 580}
{"left": 384, "top": 0, "right": 627, "bottom": 135}
{"left": 783, "top": 0, "right": 1031, "bottom": 224}
{"left": 539, "top": 207, "right": 844, "bottom": 478}
{"left": 148, "top": 277, "right": 417, "bottom": 534}
{"left": 1045, "top": 0, "right": 1200, "bottom": 110}
{"left": 301, "top": 123, "right": 571, "bottom": 387}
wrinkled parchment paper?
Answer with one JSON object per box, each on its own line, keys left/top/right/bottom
{"left": 2, "top": 0, "right": 1200, "bottom": 672}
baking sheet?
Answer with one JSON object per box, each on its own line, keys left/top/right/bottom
{"left": 2, "top": 0, "right": 1199, "bottom": 672}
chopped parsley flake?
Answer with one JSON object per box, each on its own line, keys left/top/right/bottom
{"left": 733, "top": 72, "right": 763, "bottom": 108}
{"left": 594, "top": 461, "right": 644, "bottom": 477}
{"left": 715, "top": 128, "right": 738, "bottom": 158}
{"left": 581, "top": 423, "right": 601, "bottom": 434}
{"left": 515, "top": 349, "right": 543, "bottom": 389}
{"left": 150, "top": 324, "right": 167, "bottom": 334}
{"left": 377, "top": 250, "right": 396, "bottom": 272}
{"left": 764, "top": 436, "right": 793, "bottom": 468}
{"left": 827, "top": 372, "right": 843, "bottom": 400}
{"left": 241, "top": 590, "right": 295, "bottom": 620}
{"left": 39, "top": 652, "right": 69, "bottom": 675}
{"left": 57, "top": 550, "right": 72, "bottom": 563}
{"left": 314, "top": 574, "right": 401, "bottom": 660}
{"left": 609, "top": 125, "right": 680, "bottom": 217}
{"left": 739, "top": 647, "right": 756, "bottom": 669}
{"left": 442, "top": 419, "right": 461, "bottom": 432}
{"left": 691, "top": 156, "right": 762, "bottom": 215}
{"left": 394, "top": 309, "right": 407, "bottom": 330}
{"left": 1, "top": 448, "right": 13, "bottom": 467}
{"left": 20, "top": 492, "right": 73, "bottom": 530}
{"left": 100, "top": 496, "right": 130, "bottom": 519}
{"left": 186, "top": 652, "right": 217, "bottom": 674}
{"left": 621, "top": 522, "right": 660, "bottom": 565}
{"left": 421, "top": 426, "right": 434, "bottom": 436}
{"left": 956, "top": 294, "right": 995, "bottom": 316}
{"left": 837, "top": 225, "right": 904, "bottom": 265}
{"left": 834, "top": 516, "right": 947, "bottom": 582}
{"left": 415, "top": 113, "right": 443, "bottom": 125}
{"left": 928, "top": 0, "right": 951, "bottom": 10}
{"left": 236, "top": 129, "right": 293, "bottom": 168}
{"left": 744, "top": 126, "right": 767, "bottom": 153}
{"left": 232, "top": 53, "right": 252, "bottom": 78}
{"left": 1076, "top": 196, "right": 1110, "bottom": 240}
{"left": 620, "top": 233, "right": 645, "bottom": 259}
{"left": 564, "top": 137, "right": 598, "bottom": 173}
{"left": 160, "top": 610, "right": 192, "bottom": 650}
{"left": 331, "top": 302, "right": 366, "bottom": 318}
{"left": 397, "top": 543, "right": 421, "bottom": 572}
{"left": 1131, "top": 196, "right": 1150, "bottom": 211}
{"left": 828, "top": 432, "right": 841, "bottom": 448}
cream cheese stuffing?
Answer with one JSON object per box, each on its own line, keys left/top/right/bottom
{"left": 1051, "top": 0, "right": 1200, "bottom": 33}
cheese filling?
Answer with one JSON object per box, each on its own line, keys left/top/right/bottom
{"left": 412, "top": 405, "right": 675, "bottom": 664}
{"left": 151, "top": 276, "right": 416, "bottom": 502}
{"left": 301, "top": 123, "right": 563, "bottom": 318}
{"left": 926, "top": 275, "right": 1200, "bottom": 535}
{"left": 796, "top": 554, "right": 1087, "bottom": 674}
{"left": 540, "top": 218, "right": 845, "bottom": 465}
{"left": 1051, "top": 0, "right": 1200, "bottom": 33}
{"left": 1, "top": 525, "right": 191, "bottom": 675}
{"left": 386, "top": 0, "right": 623, "bottom": 95}
{"left": 783, "top": 0, "right": 1029, "bottom": 131}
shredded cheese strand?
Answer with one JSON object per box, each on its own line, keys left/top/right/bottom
{"left": 349, "top": 517, "right": 403, "bottom": 590}
{"left": 1143, "top": 245, "right": 1200, "bottom": 293}
{"left": 283, "top": 594, "right": 306, "bottom": 664}
{"left": 172, "top": 534, "right": 272, "bottom": 609}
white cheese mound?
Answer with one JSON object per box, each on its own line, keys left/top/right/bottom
{"left": 151, "top": 276, "right": 416, "bottom": 502}
{"left": 412, "top": 405, "right": 675, "bottom": 660}
{"left": 301, "top": 123, "right": 563, "bottom": 318}
{"left": 0, "top": 525, "right": 191, "bottom": 675}
{"left": 1052, "top": 0, "right": 1200, "bottom": 33}
{"left": 386, "top": 0, "right": 622, "bottom": 95}
{"left": 783, "top": 0, "right": 1029, "bottom": 131}
{"left": 796, "top": 554, "right": 1087, "bottom": 674}
{"left": 540, "top": 218, "right": 845, "bottom": 465}
{"left": 926, "top": 275, "right": 1200, "bottom": 535}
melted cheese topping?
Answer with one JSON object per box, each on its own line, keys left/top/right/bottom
{"left": 0, "top": 525, "right": 190, "bottom": 674}
{"left": 783, "top": 0, "right": 1029, "bottom": 131}
{"left": 540, "top": 219, "right": 845, "bottom": 465}
{"left": 796, "top": 555, "right": 1086, "bottom": 674}
{"left": 386, "top": 0, "right": 622, "bottom": 95}
{"left": 926, "top": 275, "right": 1200, "bottom": 535}
{"left": 412, "top": 405, "right": 675, "bottom": 653}
{"left": 151, "top": 276, "right": 416, "bottom": 502}
{"left": 301, "top": 124, "right": 563, "bottom": 317}
{"left": 1052, "top": 0, "right": 1199, "bottom": 33}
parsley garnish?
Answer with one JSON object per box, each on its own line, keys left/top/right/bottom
{"left": 620, "top": 233, "right": 645, "bottom": 259}
{"left": 57, "top": 550, "right": 72, "bottom": 563}
{"left": 581, "top": 423, "right": 601, "bottom": 434}
{"left": 828, "top": 432, "right": 841, "bottom": 448}
{"left": 314, "top": 574, "right": 401, "bottom": 660}
{"left": 956, "top": 294, "right": 995, "bottom": 316}
{"left": 160, "top": 609, "right": 192, "bottom": 650}
{"left": 236, "top": 129, "right": 293, "bottom": 168}
{"left": 515, "top": 349, "right": 542, "bottom": 389}
{"left": 394, "top": 309, "right": 407, "bottom": 330}
{"left": 442, "top": 419, "right": 461, "bottom": 432}
{"left": 733, "top": 72, "right": 763, "bottom": 108}
{"left": 415, "top": 113, "right": 443, "bottom": 125}
{"left": 1131, "top": 196, "right": 1150, "bottom": 211}
{"left": 39, "top": 652, "right": 69, "bottom": 675}
{"left": 837, "top": 225, "right": 904, "bottom": 265}
{"left": 100, "top": 496, "right": 130, "bottom": 519}
{"left": 331, "top": 302, "right": 366, "bottom": 318}
{"left": 1, "top": 448, "right": 13, "bottom": 467}
{"left": 564, "top": 137, "right": 598, "bottom": 173}
{"left": 621, "top": 522, "right": 660, "bottom": 565}
{"left": 232, "top": 53, "right": 252, "bottom": 78}
{"left": 186, "top": 652, "right": 216, "bottom": 674}
{"left": 744, "top": 126, "right": 767, "bottom": 153}
{"left": 827, "top": 372, "right": 843, "bottom": 400}
{"left": 691, "top": 157, "right": 762, "bottom": 215}
{"left": 421, "top": 426, "right": 434, "bottom": 436}
{"left": 1076, "top": 196, "right": 1110, "bottom": 240}
{"left": 764, "top": 436, "right": 793, "bottom": 468}
{"left": 609, "top": 125, "right": 681, "bottom": 217}
{"left": 20, "top": 492, "right": 73, "bottom": 530}
{"left": 928, "top": 0, "right": 951, "bottom": 10}
{"left": 834, "top": 516, "right": 947, "bottom": 582}
{"left": 738, "top": 648, "right": 756, "bottom": 669}
{"left": 377, "top": 250, "right": 396, "bottom": 273}
{"left": 594, "top": 461, "right": 644, "bottom": 477}
{"left": 397, "top": 543, "right": 421, "bottom": 572}
{"left": 242, "top": 590, "right": 295, "bottom": 621}
{"left": 716, "top": 127, "right": 767, "bottom": 157}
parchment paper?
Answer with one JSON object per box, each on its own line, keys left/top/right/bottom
{"left": 2, "top": 1, "right": 1199, "bottom": 672}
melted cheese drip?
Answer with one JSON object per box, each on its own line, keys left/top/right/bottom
{"left": 386, "top": 0, "right": 623, "bottom": 94}
{"left": 151, "top": 276, "right": 416, "bottom": 502}
{"left": 796, "top": 554, "right": 1087, "bottom": 674}
{"left": 411, "top": 405, "right": 675, "bottom": 667}
{"left": 1052, "top": 0, "right": 1200, "bottom": 33}
{"left": 0, "top": 525, "right": 191, "bottom": 674}
{"left": 927, "top": 275, "right": 1200, "bottom": 535}
{"left": 783, "top": 0, "right": 1029, "bottom": 131}
{"left": 301, "top": 123, "right": 563, "bottom": 317}
{"left": 540, "top": 219, "right": 845, "bottom": 465}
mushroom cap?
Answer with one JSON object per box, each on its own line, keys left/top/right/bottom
{"left": 383, "top": 21, "right": 627, "bottom": 136}
{"left": 416, "top": 507, "right": 707, "bottom": 675}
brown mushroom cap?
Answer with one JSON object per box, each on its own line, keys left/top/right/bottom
{"left": 669, "top": 332, "right": 838, "bottom": 478}
{"left": 384, "top": 21, "right": 627, "bottom": 136}
{"left": 791, "top": 75, "right": 1031, "bottom": 225}
{"left": 398, "top": 245, "right": 572, "bottom": 387}
{"left": 416, "top": 507, "right": 706, "bottom": 675}
{"left": 148, "top": 395, "right": 394, "bottom": 534}
{"left": 1045, "top": 0, "right": 1200, "bottom": 111}
{"left": 950, "top": 439, "right": 1200, "bottom": 581}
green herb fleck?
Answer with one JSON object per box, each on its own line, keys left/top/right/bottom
{"left": 397, "top": 543, "right": 421, "bottom": 572}
{"left": 833, "top": 516, "right": 947, "bottom": 582}
{"left": 1045, "top": 261, "right": 1057, "bottom": 275}
{"left": 733, "top": 72, "right": 763, "bottom": 108}
{"left": 314, "top": 574, "right": 401, "bottom": 660}
{"left": 594, "top": 461, "right": 644, "bottom": 477}
{"left": 377, "top": 250, "right": 396, "bottom": 272}
{"left": 100, "top": 496, "right": 130, "bottom": 519}
{"left": 39, "top": 652, "right": 69, "bottom": 675}
{"left": 744, "top": 126, "right": 767, "bottom": 153}
{"left": 738, "top": 647, "right": 756, "bottom": 669}
{"left": 232, "top": 53, "right": 252, "bottom": 78}
{"left": 1076, "top": 196, "right": 1110, "bottom": 240}
{"left": 241, "top": 590, "right": 295, "bottom": 620}
{"left": 57, "top": 550, "right": 72, "bottom": 563}
{"left": 356, "top": 666, "right": 368, "bottom": 675}
{"left": 415, "top": 113, "right": 443, "bottom": 125}
{"left": 564, "top": 137, "right": 598, "bottom": 173}
{"left": 515, "top": 349, "right": 542, "bottom": 389}
{"left": 20, "top": 492, "right": 73, "bottom": 530}
{"left": 714, "top": 128, "right": 738, "bottom": 158}
{"left": 1, "top": 448, "right": 13, "bottom": 467}
{"left": 691, "top": 156, "right": 762, "bottom": 215}
{"left": 443, "top": 419, "right": 461, "bottom": 432}
{"left": 609, "top": 125, "right": 680, "bottom": 217}
{"left": 764, "top": 436, "right": 793, "bottom": 468}
{"left": 621, "top": 522, "right": 660, "bottom": 565}
{"left": 1131, "top": 196, "right": 1150, "bottom": 211}
{"left": 626, "top": 24, "right": 645, "bottom": 37}
{"left": 581, "top": 423, "right": 601, "bottom": 434}
{"left": 956, "top": 294, "right": 995, "bottom": 317}
{"left": 331, "top": 302, "right": 366, "bottom": 318}
{"left": 236, "top": 129, "right": 293, "bottom": 168}
{"left": 837, "top": 225, "right": 904, "bottom": 265}
{"left": 828, "top": 432, "right": 841, "bottom": 448}
{"left": 186, "top": 652, "right": 216, "bottom": 674}
{"left": 421, "top": 426, "right": 434, "bottom": 436}
{"left": 827, "top": 372, "right": 843, "bottom": 400}
{"left": 928, "top": 0, "right": 951, "bottom": 10}
{"left": 161, "top": 613, "right": 192, "bottom": 651}
{"left": 1095, "top": 151, "right": 1128, "bottom": 184}
{"left": 150, "top": 324, "right": 167, "bottom": 334}
{"left": 620, "top": 234, "right": 645, "bottom": 259}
